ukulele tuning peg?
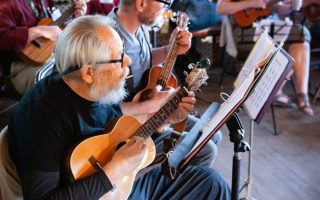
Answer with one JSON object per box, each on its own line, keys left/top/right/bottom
{"left": 183, "top": 71, "right": 188, "bottom": 77}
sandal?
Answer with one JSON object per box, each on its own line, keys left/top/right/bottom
{"left": 273, "top": 93, "right": 297, "bottom": 108}
{"left": 294, "top": 93, "right": 314, "bottom": 116}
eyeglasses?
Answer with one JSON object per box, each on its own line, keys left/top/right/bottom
{"left": 62, "top": 44, "right": 125, "bottom": 75}
{"left": 155, "top": 0, "right": 172, "bottom": 8}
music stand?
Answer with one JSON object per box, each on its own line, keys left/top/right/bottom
{"left": 235, "top": 21, "right": 297, "bottom": 199}
{"left": 171, "top": 31, "right": 294, "bottom": 200}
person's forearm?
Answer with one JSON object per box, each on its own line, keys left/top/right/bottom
{"left": 122, "top": 101, "right": 155, "bottom": 116}
{"left": 22, "top": 170, "right": 112, "bottom": 199}
{"left": 121, "top": 101, "right": 171, "bottom": 132}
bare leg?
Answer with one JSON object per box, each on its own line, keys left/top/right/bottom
{"left": 288, "top": 42, "right": 313, "bottom": 116}
{"left": 289, "top": 42, "right": 310, "bottom": 94}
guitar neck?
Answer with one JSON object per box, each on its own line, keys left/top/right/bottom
{"left": 135, "top": 87, "right": 188, "bottom": 138}
{"left": 52, "top": 6, "right": 74, "bottom": 26}
{"left": 158, "top": 35, "right": 180, "bottom": 88}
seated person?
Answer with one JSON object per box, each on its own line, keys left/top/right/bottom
{"left": 108, "top": 0, "right": 223, "bottom": 167}
{"left": 217, "top": 0, "right": 314, "bottom": 116}
{"left": 7, "top": 15, "right": 231, "bottom": 199}
{"left": 0, "top": 0, "right": 87, "bottom": 95}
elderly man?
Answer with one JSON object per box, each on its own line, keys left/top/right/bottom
{"left": 7, "top": 15, "right": 230, "bottom": 199}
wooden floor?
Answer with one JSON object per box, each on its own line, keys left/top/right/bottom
{"left": 195, "top": 67, "right": 320, "bottom": 200}
{"left": 1, "top": 66, "right": 320, "bottom": 199}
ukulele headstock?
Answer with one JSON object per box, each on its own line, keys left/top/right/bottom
{"left": 176, "top": 11, "right": 189, "bottom": 31}
{"left": 167, "top": 10, "right": 189, "bottom": 31}
{"left": 183, "top": 59, "right": 210, "bottom": 92}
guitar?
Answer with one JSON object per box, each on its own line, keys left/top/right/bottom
{"left": 68, "top": 64, "right": 209, "bottom": 200}
{"left": 234, "top": 0, "right": 282, "bottom": 28}
{"left": 132, "top": 12, "right": 189, "bottom": 102}
{"left": 304, "top": 4, "right": 320, "bottom": 22}
{"left": 18, "top": 6, "right": 74, "bottom": 66}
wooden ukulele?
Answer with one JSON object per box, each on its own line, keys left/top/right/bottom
{"left": 18, "top": 6, "right": 74, "bottom": 66}
{"left": 304, "top": 3, "right": 320, "bottom": 22}
{"left": 234, "top": 0, "right": 282, "bottom": 28}
{"left": 132, "top": 12, "right": 189, "bottom": 102}
{"left": 68, "top": 64, "right": 209, "bottom": 200}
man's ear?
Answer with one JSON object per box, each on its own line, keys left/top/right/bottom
{"left": 80, "top": 65, "right": 95, "bottom": 84}
{"left": 136, "top": 0, "right": 145, "bottom": 11}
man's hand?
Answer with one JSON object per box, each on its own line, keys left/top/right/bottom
{"left": 103, "top": 136, "right": 147, "bottom": 186}
{"left": 28, "top": 26, "right": 62, "bottom": 43}
{"left": 166, "top": 89, "right": 196, "bottom": 124}
{"left": 146, "top": 85, "right": 176, "bottom": 113}
{"left": 143, "top": 86, "right": 195, "bottom": 124}
{"left": 133, "top": 85, "right": 175, "bottom": 123}
{"left": 169, "top": 27, "right": 192, "bottom": 55}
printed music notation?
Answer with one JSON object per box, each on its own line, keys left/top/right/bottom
{"left": 244, "top": 47, "right": 290, "bottom": 120}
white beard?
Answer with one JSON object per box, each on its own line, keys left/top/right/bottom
{"left": 89, "top": 78, "right": 127, "bottom": 106}
{"left": 98, "top": 80, "right": 127, "bottom": 105}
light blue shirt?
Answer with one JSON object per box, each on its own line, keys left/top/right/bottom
{"left": 108, "top": 9, "right": 152, "bottom": 88}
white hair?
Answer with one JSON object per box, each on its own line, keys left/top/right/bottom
{"left": 55, "top": 15, "right": 117, "bottom": 75}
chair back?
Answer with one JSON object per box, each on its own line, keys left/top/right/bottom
{"left": 35, "top": 59, "right": 55, "bottom": 83}
{"left": 0, "top": 126, "right": 23, "bottom": 199}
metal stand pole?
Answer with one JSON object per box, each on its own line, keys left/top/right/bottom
{"left": 239, "top": 120, "right": 255, "bottom": 200}
{"left": 226, "top": 113, "right": 250, "bottom": 200}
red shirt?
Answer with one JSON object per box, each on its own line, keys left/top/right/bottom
{"left": 0, "top": 0, "right": 53, "bottom": 74}
{"left": 0, "top": 0, "right": 115, "bottom": 74}
{"left": 86, "top": 0, "right": 119, "bottom": 15}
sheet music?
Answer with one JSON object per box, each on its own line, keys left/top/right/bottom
{"left": 179, "top": 31, "right": 294, "bottom": 168}
{"left": 234, "top": 31, "right": 276, "bottom": 88}
{"left": 244, "top": 49, "right": 289, "bottom": 120}
{"left": 187, "top": 69, "right": 256, "bottom": 156}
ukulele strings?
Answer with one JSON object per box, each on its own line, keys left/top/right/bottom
{"left": 137, "top": 89, "right": 185, "bottom": 138}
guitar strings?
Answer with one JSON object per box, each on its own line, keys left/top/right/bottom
{"left": 137, "top": 90, "right": 185, "bottom": 138}
{"left": 161, "top": 34, "right": 179, "bottom": 88}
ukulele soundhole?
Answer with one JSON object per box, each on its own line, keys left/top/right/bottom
{"left": 115, "top": 141, "right": 126, "bottom": 151}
